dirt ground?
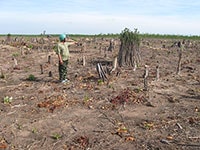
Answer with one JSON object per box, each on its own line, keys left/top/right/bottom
{"left": 0, "top": 36, "right": 200, "bottom": 150}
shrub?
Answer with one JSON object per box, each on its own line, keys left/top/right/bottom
{"left": 27, "top": 74, "right": 36, "bottom": 81}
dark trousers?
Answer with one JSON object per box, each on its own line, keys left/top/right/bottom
{"left": 59, "top": 60, "right": 68, "bottom": 81}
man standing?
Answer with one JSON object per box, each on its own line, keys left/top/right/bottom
{"left": 55, "top": 34, "right": 76, "bottom": 83}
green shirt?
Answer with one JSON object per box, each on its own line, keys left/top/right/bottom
{"left": 56, "top": 42, "right": 70, "bottom": 61}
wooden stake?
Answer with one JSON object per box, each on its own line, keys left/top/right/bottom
{"left": 133, "top": 60, "right": 137, "bottom": 71}
{"left": 48, "top": 55, "right": 51, "bottom": 64}
{"left": 104, "top": 47, "right": 107, "bottom": 58}
{"left": 176, "top": 46, "right": 182, "bottom": 75}
{"left": 82, "top": 55, "right": 86, "bottom": 66}
{"left": 0, "top": 68, "right": 5, "bottom": 79}
{"left": 13, "top": 57, "right": 18, "bottom": 66}
{"left": 111, "top": 56, "right": 117, "bottom": 72}
{"left": 13, "top": 57, "right": 20, "bottom": 69}
{"left": 40, "top": 64, "right": 44, "bottom": 74}
{"left": 81, "top": 42, "right": 86, "bottom": 52}
{"left": 20, "top": 47, "right": 24, "bottom": 56}
{"left": 49, "top": 71, "right": 52, "bottom": 77}
{"left": 156, "top": 64, "right": 160, "bottom": 81}
{"left": 143, "top": 65, "right": 149, "bottom": 91}
{"left": 108, "top": 39, "right": 115, "bottom": 52}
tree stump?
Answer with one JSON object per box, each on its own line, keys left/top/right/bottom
{"left": 13, "top": 57, "right": 20, "bottom": 70}
{"left": 111, "top": 55, "right": 118, "bottom": 73}
{"left": 82, "top": 55, "right": 86, "bottom": 66}
{"left": 118, "top": 28, "right": 141, "bottom": 70}
{"left": 143, "top": 65, "right": 149, "bottom": 91}
{"left": 40, "top": 64, "right": 44, "bottom": 74}
{"left": 156, "top": 64, "right": 160, "bottom": 81}
{"left": 49, "top": 71, "right": 52, "bottom": 77}
{"left": 108, "top": 39, "right": 115, "bottom": 52}
{"left": 176, "top": 41, "right": 184, "bottom": 75}
{"left": 48, "top": 55, "right": 51, "bottom": 64}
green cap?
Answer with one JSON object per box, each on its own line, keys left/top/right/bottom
{"left": 59, "top": 34, "right": 66, "bottom": 41}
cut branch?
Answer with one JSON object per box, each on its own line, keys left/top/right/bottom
{"left": 96, "top": 63, "right": 107, "bottom": 81}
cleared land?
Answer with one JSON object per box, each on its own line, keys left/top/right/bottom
{"left": 0, "top": 35, "right": 200, "bottom": 150}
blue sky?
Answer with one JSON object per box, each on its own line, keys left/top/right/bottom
{"left": 0, "top": 0, "right": 200, "bottom": 35}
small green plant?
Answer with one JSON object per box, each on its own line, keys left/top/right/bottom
{"left": 83, "top": 94, "right": 90, "bottom": 103}
{"left": 143, "top": 122, "right": 154, "bottom": 130}
{"left": 97, "top": 79, "right": 103, "bottom": 85}
{"left": 27, "top": 74, "right": 36, "bottom": 81}
{"left": 16, "top": 123, "right": 22, "bottom": 130}
{"left": 3, "top": 96, "right": 13, "bottom": 104}
{"left": 133, "top": 88, "right": 143, "bottom": 93}
{"left": 28, "top": 44, "right": 33, "bottom": 49}
{"left": 12, "top": 53, "right": 19, "bottom": 57}
{"left": 51, "top": 133, "right": 62, "bottom": 140}
{"left": 32, "top": 128, "right": 37, "bottom": 133}
{"left": 108, "top": 84, "right": 112, "bottom": 88}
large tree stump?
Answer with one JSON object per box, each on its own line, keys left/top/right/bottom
{"left": 118, "top": 28, "right": 141, "bottom": 70}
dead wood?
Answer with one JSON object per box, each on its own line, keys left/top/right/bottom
{"left": 40, "top": 64, "right": 44, "bottom": 74}
{"left": 96, "top": 63, "right": 107, "bottom": 81}
{"left": 143, "top": 65, "right": 149, "bottom": 91}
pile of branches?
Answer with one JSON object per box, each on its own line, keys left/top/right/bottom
{"left": 110, "top": 88, "right": 146, "bottom": 106}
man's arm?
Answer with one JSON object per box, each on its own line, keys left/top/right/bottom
{"left": 66, "top": 38, "right": 78, "bottom": 45}
{"left": 58, "top": 54, "right": 63, "bottom": 64}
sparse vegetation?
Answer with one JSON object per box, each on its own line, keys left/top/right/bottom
{"left": 0, "top": 33, "right": 199, "bottom": 150}
{"left": 32, "top": 128, "right": 37, "bottom": 133}
{"left": 51, "top": 133, "right": 62, "bottom": 140}
{"left": 27, "top": 74, "right": 36, "bottom": 81}
{"left": 3, "top": 96, "right": 13, "bottom": 104}
{"left": 12, "top": 53, "right": 20, "bottom": 57}
{"left": 1, "top": 33, "right": 200, "bottom": 40}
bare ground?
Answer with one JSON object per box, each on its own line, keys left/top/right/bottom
{"left": 0, "top": 37, "right": 200, "bottom": 150}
